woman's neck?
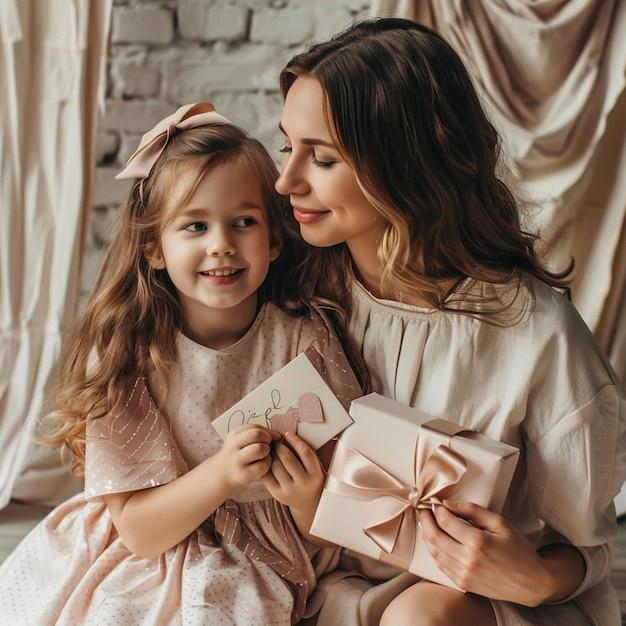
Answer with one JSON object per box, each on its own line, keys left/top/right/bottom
{"left": 352, "top": 260, "right": 458, "bottom": 309}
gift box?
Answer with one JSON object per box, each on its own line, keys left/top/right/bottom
{"left": 212, "top": 347, "right": 357, "bottom": 450}
{"left": 310, "top": 393, "right": 519, "bottom": 590}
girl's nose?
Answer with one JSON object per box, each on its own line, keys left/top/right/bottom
{"left": 207, "top": 228, "right": 235, "bottom": 256}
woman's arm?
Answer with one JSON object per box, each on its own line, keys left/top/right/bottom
{"left": 536, "top": 542, "right": 587, "bottom": 604}
{"left": 418, "top": 500, "right": 586, "bottom": 606}
{"left": 103, "top": 424, "right": 280, "bottom": 558}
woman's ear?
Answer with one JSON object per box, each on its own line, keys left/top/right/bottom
{"left": 144, "top": 243, "right": 166, "bottom": 270}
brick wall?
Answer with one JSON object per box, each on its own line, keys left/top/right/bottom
{"left": 82, "top": 0, "right": 372, "bottom": 300}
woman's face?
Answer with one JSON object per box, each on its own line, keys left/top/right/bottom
{"left": 275, "top": 76, "right": 386, "bottom": 272}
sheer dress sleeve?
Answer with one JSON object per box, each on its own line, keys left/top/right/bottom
{"left": 84, "top": 374, "right": 189, "bottom": 501}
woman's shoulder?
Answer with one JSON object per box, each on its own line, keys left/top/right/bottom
{"left": 465, "top": 274, "right": 617, "bottom": 381}
{"left": 445, "top": 273, "right": 586, "bottom": 330}
{"left": 350, "top": 272, "right": 535, "bottom": 326}
{"left": 351, "top": 271, "right": 602, "bottom": 353}
{"left": 513, "top": 274, "right": 596, "bottom": 338}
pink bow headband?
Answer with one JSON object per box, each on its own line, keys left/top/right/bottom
{"left": 115, "top": 102, "right": 231, "bottom": 180}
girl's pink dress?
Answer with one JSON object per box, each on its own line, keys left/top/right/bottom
{"left": 0, "top": 303, "right": 359, "bottom": 625}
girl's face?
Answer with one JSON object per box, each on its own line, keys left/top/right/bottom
{"left": 148, "top": 160, "right": 279, "bottom": 347}
{"left": 276, "top": 76, "right": 386, "bottom": 277}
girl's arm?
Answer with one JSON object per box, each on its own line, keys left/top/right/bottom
{"left": 262, "top": 431, "right": 331, "bottom": 544}
{"left": 103, "top": 424, "right": 280, "bottom": 558}
{"left": 419, "top": 500, "right": 586, "bottom": 606}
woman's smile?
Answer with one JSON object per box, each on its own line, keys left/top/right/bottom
{"left": 292, "top": 206, "right": 330, "bottom": 224}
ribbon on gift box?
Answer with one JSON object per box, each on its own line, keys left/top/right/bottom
{"left": 325, "top": 419, "right": 468, "bottom": 570}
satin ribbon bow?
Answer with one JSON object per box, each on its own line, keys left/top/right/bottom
{"left": 115, "top": 102, "right": 231, "bottom": 180}
{"left": 326, "top": 419, "right": 467, "bottom": 569}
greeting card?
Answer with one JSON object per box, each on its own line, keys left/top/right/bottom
{"left": 212, "top": 349, "right": 355, "bottom": 450}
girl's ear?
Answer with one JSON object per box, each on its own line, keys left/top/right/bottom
{"left": 144, "top": 243, "right": 166, "bottom": 270}
{"left": 269, "top": 243, "right": 281, "bottom": 262}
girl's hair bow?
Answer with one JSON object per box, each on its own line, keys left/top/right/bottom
{"left": 115, "top": 102, "right": 231, "bottom": 180}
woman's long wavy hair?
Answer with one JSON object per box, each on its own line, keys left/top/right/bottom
{"left": 39, "top": 123, "right": 307, "bottom": 472}
{"left": 280, "top": 17, "right": 572, "bottom": 319}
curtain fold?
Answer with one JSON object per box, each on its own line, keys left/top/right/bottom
{"left": 0, "top": 0, "right": 112, "bottom": 509}
{"left": 370, "top": 0, "right": 626, "bottom": 377}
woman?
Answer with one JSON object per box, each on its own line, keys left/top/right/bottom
{"left": 275, "top": 17, "right": 626, "bottom": 626}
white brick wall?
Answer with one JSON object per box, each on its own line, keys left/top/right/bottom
{"left": 84, "top": 0, "right": 371, "bottom": 299}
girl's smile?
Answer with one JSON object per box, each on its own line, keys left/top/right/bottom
{"left": 200, "top": 267, "right": 244, "bottom": 282}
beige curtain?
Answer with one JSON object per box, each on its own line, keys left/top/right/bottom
{"left": 0, "top": 0, "right": 112, "bottom": 509}
{"left": 370, "top": 0, "right": 626, "bottom": 380}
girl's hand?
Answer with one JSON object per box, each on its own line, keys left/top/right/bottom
{"left": 105, "top": 424, "right": 279, "bottom": 559}
{"left": 217, "top": 424, "right": 280, "bottom": 491}
{"left": 418, "top": 500, "right": 586, "bottom": 606}
{"left": 262, "top": 431, "right": 327, "bottom": 539}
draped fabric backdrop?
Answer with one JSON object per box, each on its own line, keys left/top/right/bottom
{"left": 0, "top": 0, "right": 111, "bottom": 509}
{"left": 370, "top": 0, "right": 626, "bottom": 380}
{"left": 0, "top": 0, "right": 623, "bottom": 514}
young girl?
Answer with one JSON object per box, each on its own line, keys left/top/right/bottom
{"left": 0, "top": 103, "right": 361, "bottom": 625}
{"left": 275, "top": 17, "right": 626, "bottom": 626}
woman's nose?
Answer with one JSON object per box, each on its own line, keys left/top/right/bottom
{"left": 274, "top": 169, "right": 290, "bottom": 195}
{"left": 275, "top": 155, "right": 306, "bottom": 196}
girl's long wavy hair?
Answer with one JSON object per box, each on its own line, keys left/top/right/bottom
{"left": 280, "top": 17, "right": 572, "bottom": 320}
{"left": 39, "top": 123, "right": 307, "bottom": 472}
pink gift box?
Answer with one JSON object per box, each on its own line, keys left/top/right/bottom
{"left": 310, "top": 393, "right": 519, "bottom": 590}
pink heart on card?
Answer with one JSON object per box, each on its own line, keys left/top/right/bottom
{"left": 270, "top": 392, "right": 324, "bottom": 435}
{"left": 297, "top": 392, "right": 324, "bottom": 423}
{"left": 271, "top": 411, "right": 298, "bottom": 435}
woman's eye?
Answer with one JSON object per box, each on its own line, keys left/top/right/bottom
{"left": 233, "top": 216, "right": 257, "bottom": 228}
{"left": 185, "top": 222, "right": 207, "bottom": 232}
{"left": 313, "top": 157, "right": 334, "bottom": 169}
{"left": 278, "top": 145, "right": 292, "bottom": 155}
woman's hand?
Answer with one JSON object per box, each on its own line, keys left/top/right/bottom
{"left": 216, "top": 424, "right": 280, "bottom": 491}
{"left": 262, "top": 431, "right": 327, "bottom": 540}
{"left": 418, "top": 500, "right": 586, "bottom": 606}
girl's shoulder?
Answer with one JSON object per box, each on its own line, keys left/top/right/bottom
{"left": 260, "top": 301, "right": 364, "bottom": 402}
{"left": 259, "top": 301, "right": 337, "bottom": 339}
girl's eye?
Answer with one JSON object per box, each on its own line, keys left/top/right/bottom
{"left": 185, "top": 222, "right": 207, "bottom": 232}
{"left": 233, "top": 216, "right": 257, "bottom": 228}
{"left": 278, "top": 146, "right": 292, "bottom": 155}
